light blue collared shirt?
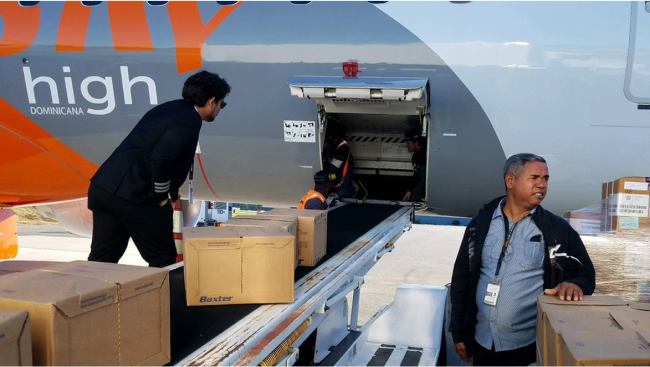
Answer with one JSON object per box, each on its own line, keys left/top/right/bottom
{"left": 475, "top": 199, "right": 545, "bottom": 351}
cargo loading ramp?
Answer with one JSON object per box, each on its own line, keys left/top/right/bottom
{"left": 169, "top": 204, "right": 413, "bottom": 366}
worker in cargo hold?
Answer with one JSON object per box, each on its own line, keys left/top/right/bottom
{"left": 298, "top": 170, "right": 337, "bottom": 210}
{"left": 402, "top": 128, "right": 427, "bottom": 205}
{"left": 450, "top": 153, "right": 596, "bottom": 366}
{"left": 87, "top": 71, "right": 231, "bottom": 267}
{"left": 325, "top": 122, "right": 357, "bottom": 198}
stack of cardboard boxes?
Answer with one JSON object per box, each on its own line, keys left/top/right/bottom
{"left": 601, "top": 176, "right": 650, "bottom": 232}
{"left": 537, "top": 295, "right": 650, "bottom": 366}
{"left": 253, "top": 209, "right": 328, "bottom": 267}
{"left": 0, "top": 261, "right": 171, "bottom": 366}
{"left": 0, "top": 208, "right": 329, "bottom": 363}
{"left": 182, "top": 209, "right": 328, "bottom": 306}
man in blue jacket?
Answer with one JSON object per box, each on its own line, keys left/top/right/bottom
{"left": 450, "top": 153, "right": 596, "bottom": 366}
{"left": 88, "top": 71, "right": 230, "bottom": 267}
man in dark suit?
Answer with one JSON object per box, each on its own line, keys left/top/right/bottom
{"left": 88, "top": 71, "right": 230, "bottom": 267}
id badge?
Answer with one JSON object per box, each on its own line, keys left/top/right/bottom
{"left": 188, "top": 182, "right": 194, "bottom": 205}
{"left": 484, "top": 282, "right": 501, "bottom": 306}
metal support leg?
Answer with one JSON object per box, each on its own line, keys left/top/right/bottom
{"left": 350, "top": 287, "right": 361, "bottom": 332}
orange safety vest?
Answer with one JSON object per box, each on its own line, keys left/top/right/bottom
{"left": 335, "top": 140, "right": 350, "bottom": 188}
{"left": 298, "top": 190, "right": 326, "bottom": 209}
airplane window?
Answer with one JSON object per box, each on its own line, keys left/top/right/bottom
{"left": 290, "top": 1, "right": 312, "bottom": 4}
{"left": 81, "top": 1, "right": 103, "bottom": 7}
{"left": 146, "top": 1, "right": 169, "bottom": 6}
{"left": 18, "top": 1, "right": 40, "bottom": 6}
{"left": 216, "top": 1, "right": 239, "bottom": 5}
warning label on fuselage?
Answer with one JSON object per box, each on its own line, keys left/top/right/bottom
{"left": 284, "top": 120, "right": 316, "bottom": 143}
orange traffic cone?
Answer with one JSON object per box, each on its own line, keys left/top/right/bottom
{"left": 173, "top": 196, "right": 184, "bottom": 263}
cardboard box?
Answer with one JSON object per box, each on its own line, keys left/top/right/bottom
{"left": 44, "top": 261, "right": 171, "bottom": 366}
{"left": 183, "top": 226, "right": 295, "bottom": 306}
{"left": 0, "top": 262, "right": 170, "bottom": 366}
{"left": 222, "top": 217, "right": 299, "bottom": 268}
{"left": 0, "top": 310, "right": 32, "bottom": 366}
{"left": 0, "top": 261, "right": 58, "bottom": 277}
{"left": 544, "top": 309, "right": 624, "bottom": 366}
{"left": 561, "top": 330, "right": 650, "bottom": 366}
{"left": 601, "top": 177, "right": 650, "bottom": 232}
{"left": 256, "top": 209, "right": 327, "bottom": 267}
{"left": 537, "top": 295, "right": 627, "bottom": 366}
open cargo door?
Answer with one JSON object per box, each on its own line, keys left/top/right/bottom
{"left": 288, "top": 76, "right": 430, "bottom": 208}
{"left": 288, "top": 76, "right": 429, "bottom": 115}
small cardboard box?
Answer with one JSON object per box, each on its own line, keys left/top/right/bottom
{"left": 0, "top": 262, "right": 170, "bottom": 366}
{"left": 0, "top": 310, "right": 32, "bottom": 366}
{"left": 256, "top": 209, "right": 327, "bottom": 267}
{"left": 544, "top": 309, "right": 624, "bottom": 366}
{"left": 183, "top": 226, "right": 295, "bottom": 306}
{"left": 561, "top": 330, "right": 650, "bottom": 366}
{"left": 537, "top": 295, "right": 627, "bottom": 366}
{"left": 221, "top": 217, "right": 299, "bottom": 268}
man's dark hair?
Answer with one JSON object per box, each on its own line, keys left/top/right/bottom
{"left": 503, "top": 153, "right": 547, "bottom": 180}
{"left": 182, "top": 71, "right": 231, "bottom": 107}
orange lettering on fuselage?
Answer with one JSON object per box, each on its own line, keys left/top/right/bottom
{"left": 2, "top": 1, "right": 240, "bottom": 74}
{"left": 167, "top": 2, "right": 242, "bottom": 74}
{"left": 0, "top": 2, "right": 40, "bottom": 57}
{"left": 57, "top": 2, "right": 153, "bottom": 52}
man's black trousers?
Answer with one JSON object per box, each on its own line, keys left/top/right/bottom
{"left": 87, "top": 184, "right": 177, "bottom": 267}
{"left": 472, "top": 340, "right": 536, "bottom": 366}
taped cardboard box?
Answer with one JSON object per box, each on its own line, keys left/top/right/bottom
{"left": 44, "top": 261, "right": 171, "bottom": 366}
{"left": 561, "top": 329, "right": 650, "bottom": 366}
{"left": 0, "top": 262, "right": 170, "bottom": 366}
{"left": 537, "top": 295, "right": 627, "bottom": 366}
{"left": 544, "top": 309, "right": 624, "bottom": 366}
{"left": 0, "top": 310, "right": 32, "bottom": 366}
{"left": 184, "top": 226, "right": 295, "bottom": 306}
{"left": 0, "top": 270, "right": 118, "bottom": 365}
{"left": 256, "top": 208, "right": 327, "bottom": 267}
{"left": 221, "top": 217, "right": 299, "bottom": 268}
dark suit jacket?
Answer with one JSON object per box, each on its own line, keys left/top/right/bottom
{"left": 91, "top": 99, "right": 202, "bottom": 204}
